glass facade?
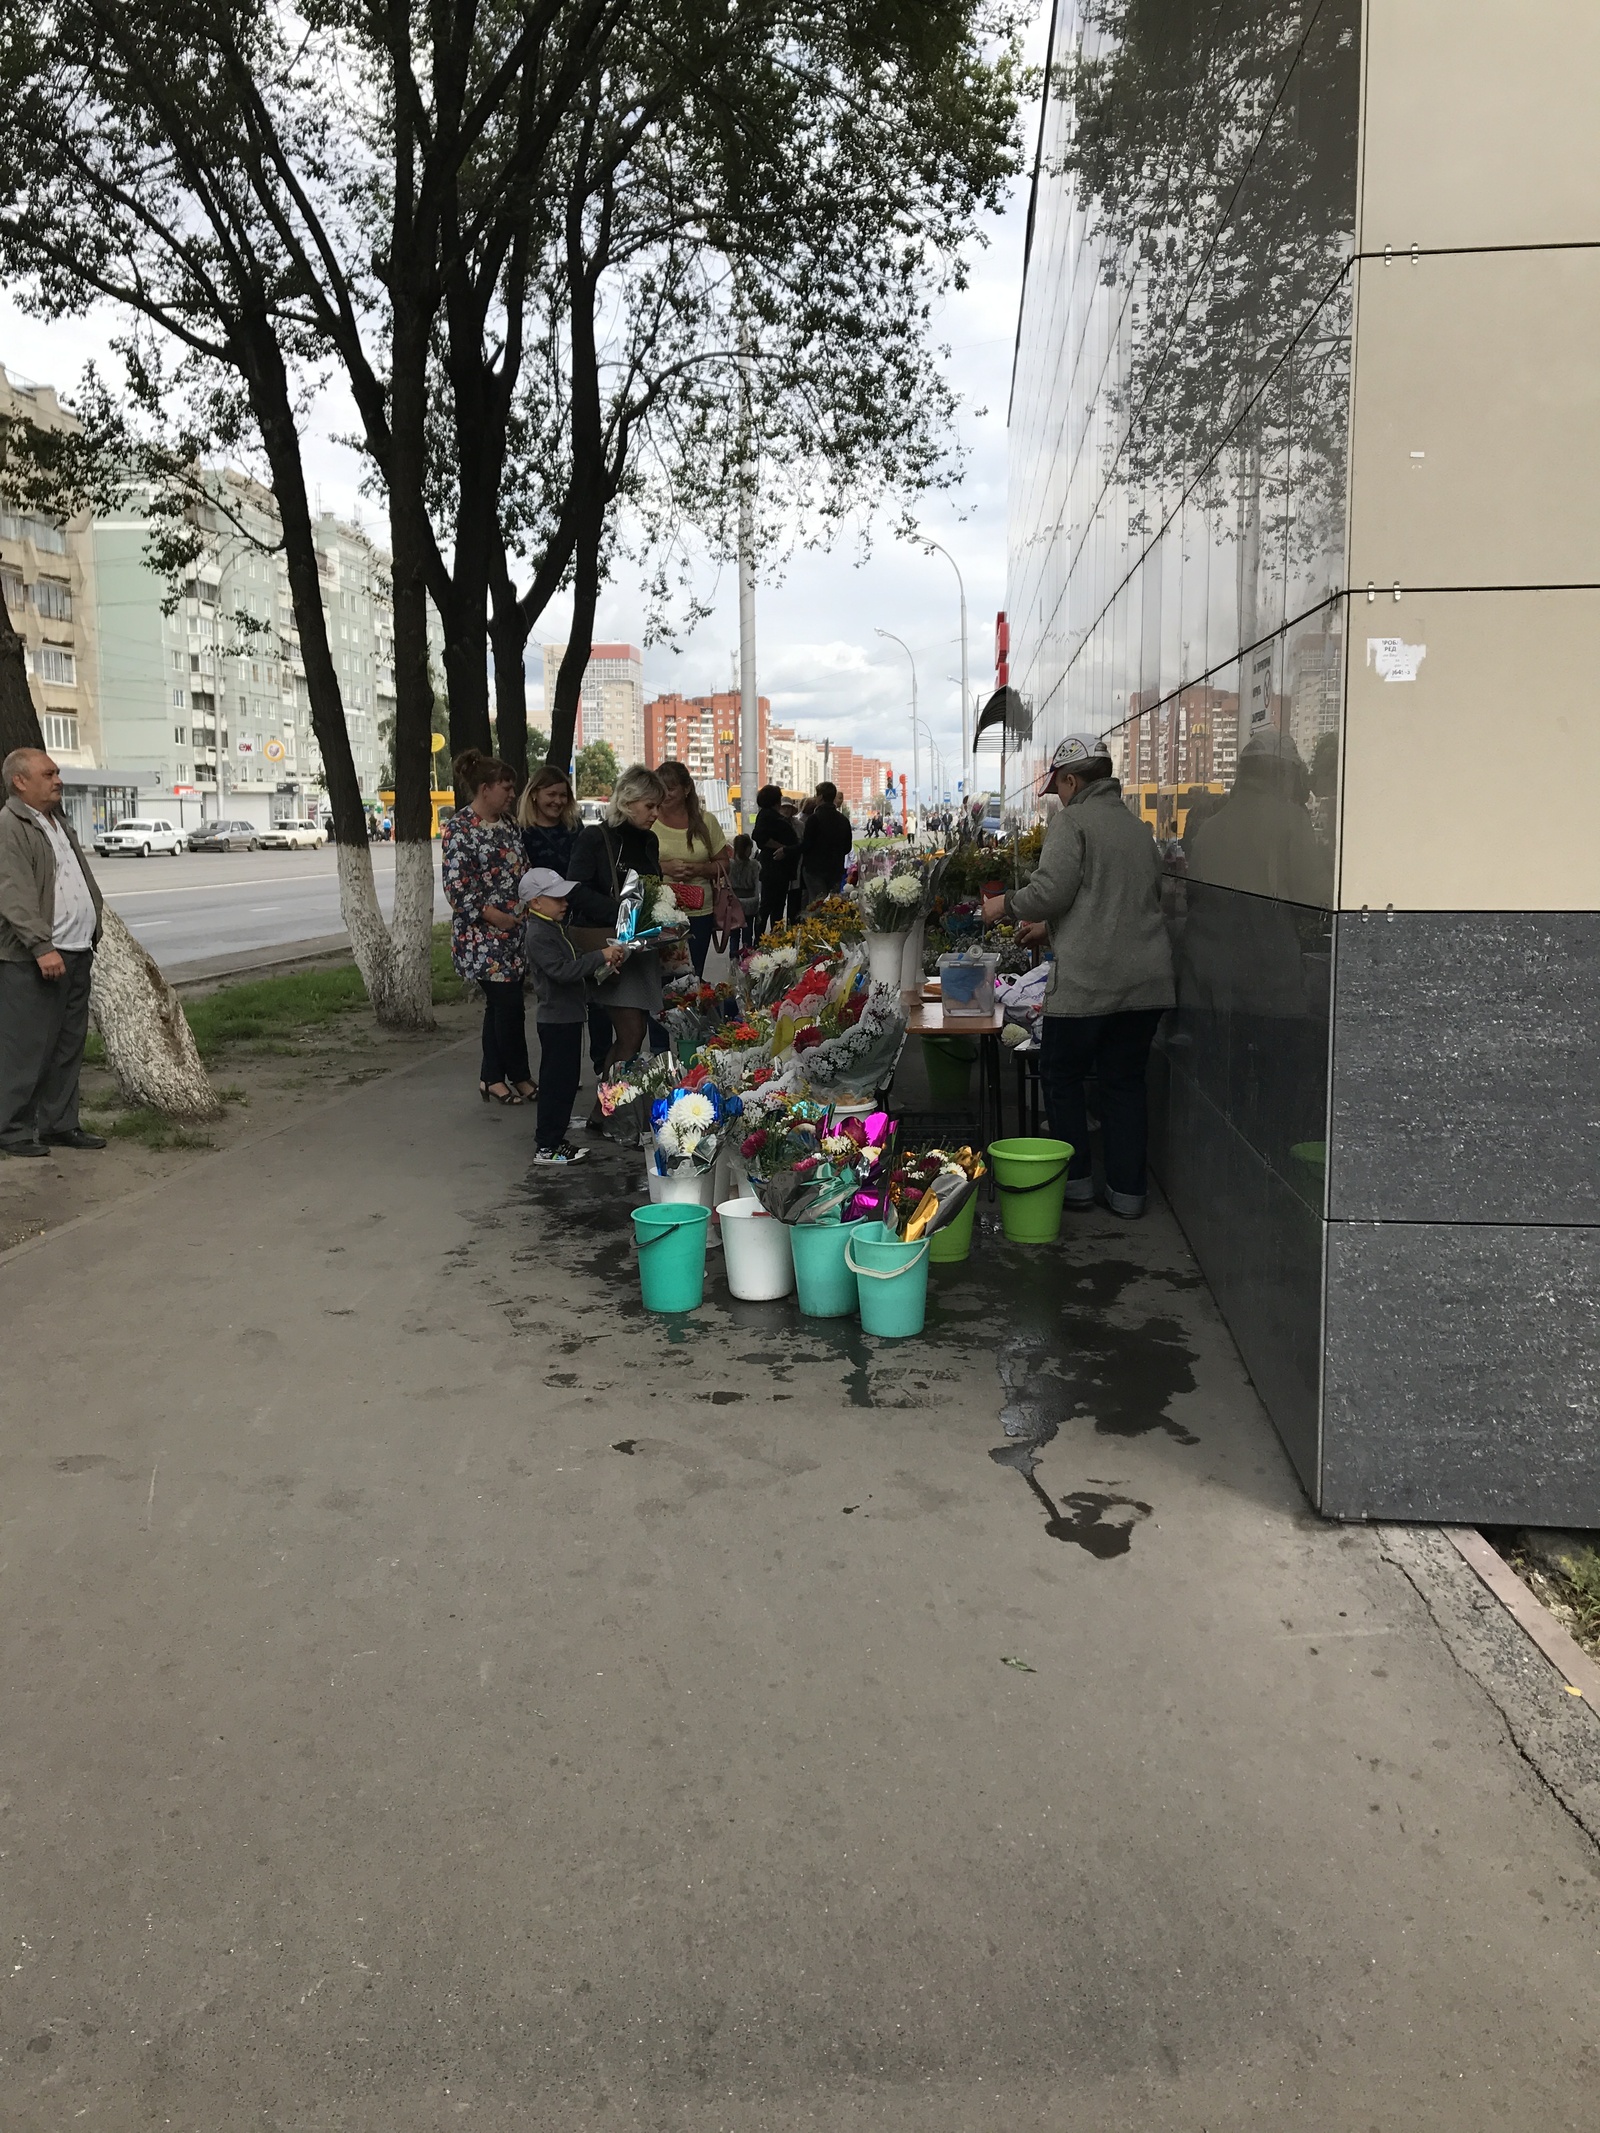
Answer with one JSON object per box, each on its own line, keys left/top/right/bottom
{"left": 1008, "top": 0, "right": 1362, "bottom": 1485}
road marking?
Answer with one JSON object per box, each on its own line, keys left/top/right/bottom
{"left": 136, "top": 920, "right": 173, "bottom": 929}
{"left": 247, "top": 904, "right": 284, "bottom": 913}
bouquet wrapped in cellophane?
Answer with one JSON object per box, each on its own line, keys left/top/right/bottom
{"left": 884, "top": 1143, "right": 986, "bottom": 1239}
{"left": 649, "top": 1071, "right": 743, "bottom": 1179}
{"left": 614, "top": 872, "right": 686, "bottom": 949}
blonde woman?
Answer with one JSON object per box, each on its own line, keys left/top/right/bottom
{"left": 568, "top": 764, "right": 666, "bottom": 1125}
{"left": 653, "top": 759, "right": 728, "bottom": 976}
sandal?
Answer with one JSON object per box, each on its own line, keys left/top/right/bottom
{"left": 480, "top": 1081, "right": 524, "bottom": 1105}
{"left": 513, "top": 1081, "right": 538, "bottom": 1101}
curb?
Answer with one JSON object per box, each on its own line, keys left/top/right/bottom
{"left": 164, "top": 933, "right": 356, "bottom": 995}
{"left": 1444, "top": 1526, "right": 1600, "bottom": 1708}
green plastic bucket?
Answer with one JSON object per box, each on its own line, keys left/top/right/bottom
{"left": 921, "top": 1033, "right": 976, "bottom": 1107}
{"left": 989, "top": 1136, "right": 1075, "bottom": 1244}
{"left": 927, "top": 1190, "right": 978, "bottom": 1264}
{"left": 631, "top": 1202, "right": 711, "bottom": 1312}
{"left": 790, "top": 1214, "right": 858, "bottom": 1319}
{"left": 845, "top": 1219, "right": 930, "bottom": 1339}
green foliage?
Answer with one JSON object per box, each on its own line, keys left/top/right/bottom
{"left": 575, "top": 740, "right": 619, "bottom": 798}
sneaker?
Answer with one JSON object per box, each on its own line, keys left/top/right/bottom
{"left": 1098, "top": 1185, "right": 1146, "bottom": 1219}
{"left": 532, "top": 1142, "right": 590, "bottom": 1166}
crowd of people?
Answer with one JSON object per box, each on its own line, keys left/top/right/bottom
{"left": 440, "top": 753, "right": 860, "bottom": 1164}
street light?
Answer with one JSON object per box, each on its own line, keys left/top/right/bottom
{"left": 874, "top": 627, "right": 918, "bottom": 821}
{"left": 920, "top": 541, "right": 969, "bottom": 803}
{"left": 912, "top": 715, "right": 945, "bottom": 810}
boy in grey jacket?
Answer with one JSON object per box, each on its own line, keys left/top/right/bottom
{"left": 982, "top": 735, "right": 1174, "bottom": 1218}
{"left": 520, "top": 867, "right": 624, "bottom": 1164}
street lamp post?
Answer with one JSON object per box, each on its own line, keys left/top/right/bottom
{"left": 874, "top": 627, "right": 918, "bottom": 826}
{"left": 922, "top": 541, "right": 968, "bottom": 804}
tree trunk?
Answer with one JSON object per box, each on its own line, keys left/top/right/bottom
{"left": 0, "top": 596, "right": 39, "bottom": 757}
{"left": 2, "top": 613, "right": 220, "bottom": 1116}
{"left": 489, "top": 570, "right": 530, "bottom": 781}
{"left": 90, "top": 908, "right": 221, "bottom": 1119}
{"left": 245, "top": 329, "right": 433, "bottom": 1029}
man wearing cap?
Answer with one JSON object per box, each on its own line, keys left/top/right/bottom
{"left": 520, "top": 866, "right": 626, "bottom": 1164}
{"left": 981, "top": 736, "right": 1173, "bottom": 1217}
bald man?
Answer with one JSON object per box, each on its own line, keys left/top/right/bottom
{"left": 0, "top": 746, "right": 106, "bottom": 1156}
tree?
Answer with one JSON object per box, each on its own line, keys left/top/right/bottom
{"left": 574, "top": 739, "right": 617, "bottom": 797}
{"left": 0, "top": 397, "right": 218, "bottom": 1116}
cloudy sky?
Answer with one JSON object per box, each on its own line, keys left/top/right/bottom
{"left": 0, "top": 14, "right": 1045, "bottom": 807}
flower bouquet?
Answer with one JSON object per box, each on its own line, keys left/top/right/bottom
{"left": 614, "top": 871, "right": 687, "bottom": 950}
{"left": 650, "top": 1077, "right": 743, "bottom": 1180}
{"left": 664, "top": 977, "right": 740, "bottom": 1059}
{"left": 854, "top": 863, "right": 928, "bottom": 934}
{"left": 738, "top": 942, "right": 803, "bottom": 1008}
{"left": 596, "top": 1049, "right": 682, "bottom": 1144}
{"left": 743, "top": 1092, "right": 875, "bottom": 1225}
{"left": 790, "top": 980, "right": 907, "bottom": 1102}
{"left": 761, "top": 896, "right": 864, "bottom": 961}
{"left": 885, "top": 1143, "right": 986, "bottom": 1244}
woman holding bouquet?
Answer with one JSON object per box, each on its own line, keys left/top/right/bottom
{"left": 652, "top": 759, "right": 728, "bottom": 976}
{"left": 442, "top": 749, "right": 535, "bottom": 1105}
{"left": 568, "top": 764, "right": 668, "bottom": 1130}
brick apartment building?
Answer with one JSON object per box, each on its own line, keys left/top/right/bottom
{"left": 643, "top": 690, "right": 771, "bottom": 792}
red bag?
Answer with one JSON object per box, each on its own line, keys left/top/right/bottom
{"left": 674, "top": 882, "right": 707, "bottom": 912}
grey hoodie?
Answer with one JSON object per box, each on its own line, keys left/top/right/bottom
{"left": 1004, "top": 778, "right": 1174, "bottom": 1019}
{"left": 524, "top": 909, "right": 610, "bottom": 1023}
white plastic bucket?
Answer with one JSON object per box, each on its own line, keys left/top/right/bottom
{"left": 658, "top": 1169, "right": 716, "bottom": 1208}
{"left": 716, "top": 1200, "right": 795, "bottom": 1300}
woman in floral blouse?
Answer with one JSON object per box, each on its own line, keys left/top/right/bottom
{"left": 442, "top": 750, "right": 534, "bottom": 1104}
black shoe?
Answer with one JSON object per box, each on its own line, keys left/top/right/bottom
{"left": 1, "top": 1137, "right": 49, "bottom": 1158}
{"left": 42, "top": 1128, "right": 107, "bottom": 1150}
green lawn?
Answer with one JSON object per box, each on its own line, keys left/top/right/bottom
{"left": 88, "top": 925, "right": 463, "bottom": 1064}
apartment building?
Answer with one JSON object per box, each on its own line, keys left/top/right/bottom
{"left": 644, "top": 689, "right": 771, "bottom": 794}
{"left": 94, "top": 473, "right": 399, "bottom": 820}
{"left": 0, "top": 364, "right": 103, "bottom": 774}
{"left": 543, "top": 642, "right": 644, "bottom": 764}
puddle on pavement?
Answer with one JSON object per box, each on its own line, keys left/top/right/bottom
{"left": 464, "top": 1152, "right": 1203, "bottom": 1558}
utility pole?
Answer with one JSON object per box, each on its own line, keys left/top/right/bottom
{"left": 737, "top": 345, "right": 759, "bottom": 832}
{"left": 922, "top": 541, "right": 968, "bottom": 803}
{"left": 874, "top": 628, "right": 918, "bottom": 829}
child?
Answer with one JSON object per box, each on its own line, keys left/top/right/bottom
{"left": 727, "top": 833, "right": 761, "bottom": 957}
{"left": 520, "top": 866, "right": 626, "bottom": 1164}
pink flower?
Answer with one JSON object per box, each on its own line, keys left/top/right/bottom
{"left": 740, "top": 1130, "right": 768, "bottom": 1158}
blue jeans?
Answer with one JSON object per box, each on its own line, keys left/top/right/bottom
{"left": 1039, "top": 1010, "right": 1164, "bottom": 1199}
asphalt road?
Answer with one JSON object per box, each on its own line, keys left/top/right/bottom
{"left": 4, "top": 1044, "right": 1600, "bottom": 2127}
{"left": 95, "top": 844, "right": 445, "bottom": 968}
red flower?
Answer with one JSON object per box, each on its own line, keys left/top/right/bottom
{"left": 740, "top": 1130, "right": 768, "bottom": 1158}
{"left": 793, "top": 1025, "right": 823, "bottom": 1054}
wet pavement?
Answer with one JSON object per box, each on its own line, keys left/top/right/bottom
{"left": 3, "top": 1039, "right": 1599, "bottom": 2129}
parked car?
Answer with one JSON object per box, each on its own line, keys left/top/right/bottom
{"left": 186, "top": 818, "right": 260, "bottom": 853}
{"left": 94, "top": 817, "right": 186, "bottom": 858}
{"left": 256, "top": 818, "right": 326, "bottom": 850}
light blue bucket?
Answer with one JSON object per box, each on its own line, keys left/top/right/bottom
{"left": 844, "top": 1219, "right": 930, "bottom": 1339}
{"left": 791, "top": 1214, "right": 857, "bottom": 1319}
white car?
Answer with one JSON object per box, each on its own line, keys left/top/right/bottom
{"left": 255, "top": 819, "right": 326, "bottom": 850}
{"left": 95, "top": 816, "right": 186, "bottom": 858}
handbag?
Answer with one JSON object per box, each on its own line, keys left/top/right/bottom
{"left": 674, "top": 881, "right": 707, "bottom": 913}
{"left": 711, "top": 876, "right": 746, "bottom": 950}
{"left": 568, "top": 828, "right": 618, "bottom": 954}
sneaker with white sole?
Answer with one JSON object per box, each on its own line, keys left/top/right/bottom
{"left": 532, "top": 1142, "right": 589, "bottom": 1165}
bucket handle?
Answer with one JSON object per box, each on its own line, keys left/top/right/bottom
{"left": 845, "top": 1238, "right": 929, "bottom": 1280}
{"left": 635, "top": 1217, "right": 702, "bottom": 1251}
{"left": 995, "top": 1163, "right": 1071, "bottom": 1196}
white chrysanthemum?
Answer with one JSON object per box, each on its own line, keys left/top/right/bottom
{"left": 746, "top": 953, "right": 773, "bottom": 977}
{"left": 885, "top": 873, "right": 922, "bottom": 905}
{"left": 668, "top": 1090, "right": 716, "bottom": 1131}
{"left": 820, "top": 1135, "right": 853, "bottom": 1160}
{"left": 653, "top": 885, "right": 682, "bottom": 922}
{"left": 771, "top": 946, "right": 800, "bottom": 966}
{"left": 654, "top": 1121, "right": 681, "bottom": 1155}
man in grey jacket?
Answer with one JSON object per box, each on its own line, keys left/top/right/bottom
{"left": 0, "top": 746, "right": 107, "bottom": 1156}
{"left": 982, "top": 735, "right": 1173, "bottom": 1217}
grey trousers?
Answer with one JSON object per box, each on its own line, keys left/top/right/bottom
{"left": 0, "top": 949, "right": 94, "bottom": 1145}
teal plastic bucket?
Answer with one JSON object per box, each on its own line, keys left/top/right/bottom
{"left": 631, "top": 1202, "right": 711, "bottom": 1313}
{"left": 921, "top": 1033, "right": 976, "bottom": 1107}
{"left": 791, "top": 1214, "right": 857, "bottom": 1319}
{"left": 845, "top": 1219, "right": 930, "bottom": 1339}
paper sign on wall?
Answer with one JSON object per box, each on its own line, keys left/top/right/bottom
{"left": 1366, "top": 637, "right": 1426, "bottom": 683}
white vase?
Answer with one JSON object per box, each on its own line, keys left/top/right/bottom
{"left": 866, "top": 930, "right": 907, "bottom": 988}
{"left": 899, "top": 919, "right": 926, "bottom": 994}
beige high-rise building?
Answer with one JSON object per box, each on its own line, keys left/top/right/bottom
{"left": 1007, "top": 0, "right": 1600, "bottom": 1526}
{"left": 0, "top": 363, "right": 103, "bottom": 775}
{"left": 542, "top": 641, "right": 643, "bottom": 765}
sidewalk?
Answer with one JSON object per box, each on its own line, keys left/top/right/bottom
{"left": 3, "top": 1045, "right": 1598, "bottom": 2129}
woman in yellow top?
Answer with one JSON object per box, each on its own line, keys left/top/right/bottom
{"left": 653, "top": 759, "right": 728, "bottom": 975}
